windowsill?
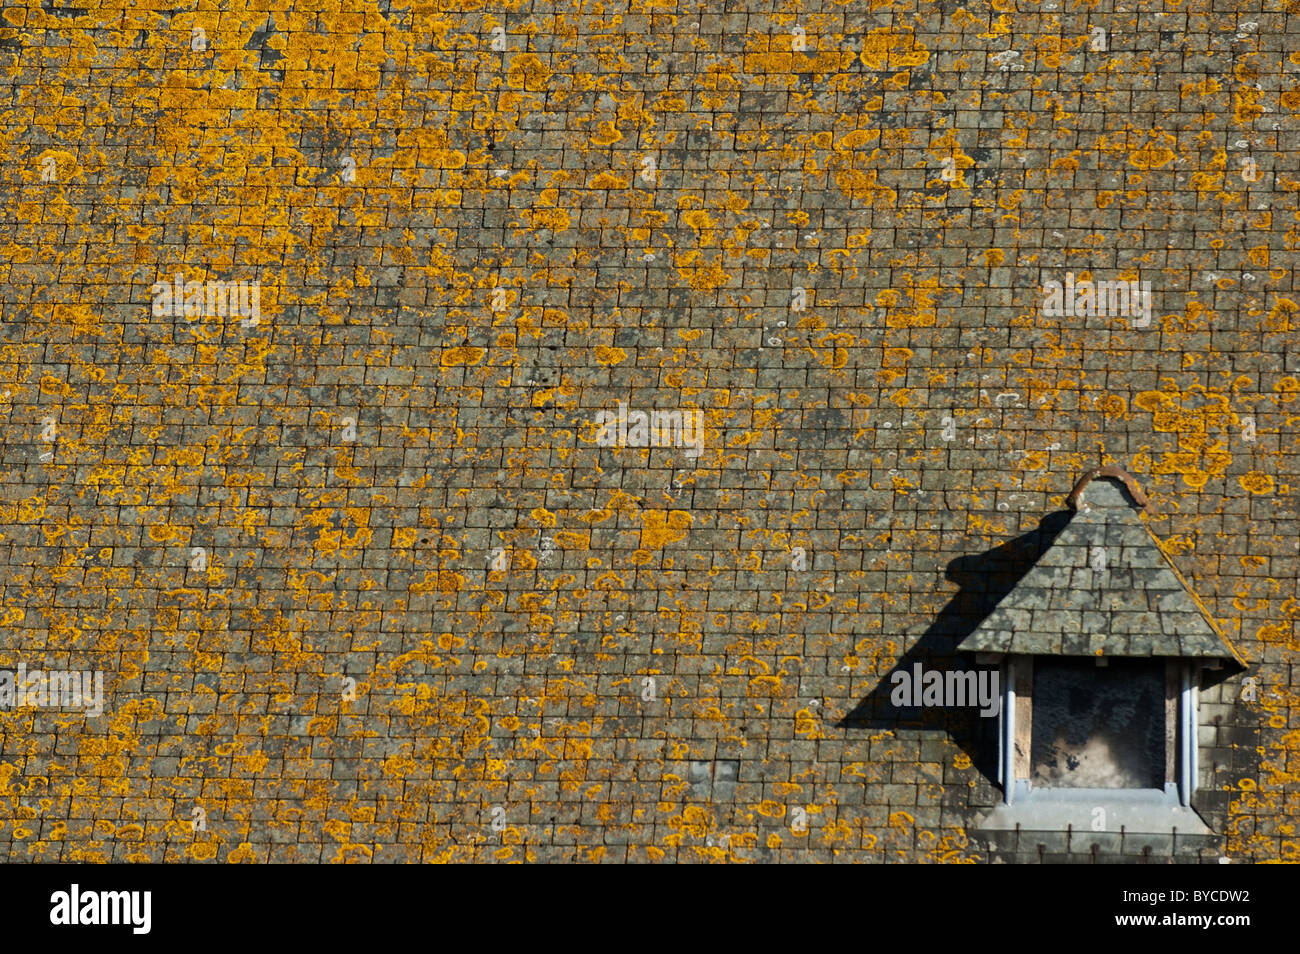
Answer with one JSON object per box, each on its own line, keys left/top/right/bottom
{"left": 975, "top": 782, "right": 1212, "bottom": 835}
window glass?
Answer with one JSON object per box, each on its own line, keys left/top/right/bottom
{"left": 1030, "top": 658, "right": 1165, "bottom": 788}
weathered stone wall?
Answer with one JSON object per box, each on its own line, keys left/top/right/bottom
{"left": 0, "top": 0, "right": 1295, "bottom": 862}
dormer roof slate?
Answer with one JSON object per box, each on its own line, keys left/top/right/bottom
{"left": 957, "top": 468, "right": 1246, "bottom": 665}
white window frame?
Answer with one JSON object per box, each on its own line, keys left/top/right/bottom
{"left": 994, "top": 655, "right": 1200, "bottom": 807}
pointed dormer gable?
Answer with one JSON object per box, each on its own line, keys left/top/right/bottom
{"left": 957, "top": 466, "right": 1245, "bottom": 665}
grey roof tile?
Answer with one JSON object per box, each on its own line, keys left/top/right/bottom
{"left": 1162, "top": 612, "right": 1201, "bottom": 634}
{"left": 1080, "top": 610, "right": 1108, "bottom": 633}
{"left": 1149, "top": 634, "right": 1181, "bottom": 656}
{"left": 1124, "top": 546, "right": 1166, "bottom": 569}
{"left": 1061, "top": 633, "right": 1092, "bottom": 655}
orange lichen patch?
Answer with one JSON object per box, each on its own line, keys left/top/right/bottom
{"left": 1189, "top": 153, "right": 1226, "bottom": 196}
{"left": 1256, "top": 623, "right": 1297, "bottom": 650}
{"left": 662, "top": 805, "right": 712, "bottom": 845}
{"left": 185, "top": 841, "right": 220, "bottom": 861}
{"left": 523, "top": 207, "right": 571, "bottom": 232}
{"left": 409, "top": 569, "right": 466, "bottom": 594}
{"left": 1239, "top": 472, "right": 1275, "bottom": 495}
{"left": 874, "top": 276, "right": 941, "bottom": 328}
{"left": 1031, "top": 34, "right": 1070, "bottom": 70}
{"left": 1263, "top": 297, "right": 1299, "bottom": 331}
{"left": 1015, "top": 451, "right": 1049, "bottom": 472}
{"left": 1233, "top": 87, "right": 1264, "bottom": 125}
{"left": 794, "top": 707, "right": 825, "bottom": 738}
{"left": 1133, "top": 386, "right": 1241, "bottom": 489}
{"left": 1049, "top": 152, "right": 1081, "bottom": 177}
{"left": 859, "top": 27, "right": 930, "bottom": 70}
{"left": 1183, "top": 77, "right": 1223, "bottom": 99}
{"left": 830, "top": 164, "right": 897, "bottom": 206}
{"left": 836, "top": 129, "right": 880, "bottom": 152}
{"left": 682, "top": 209, "right": 715, "bottom": 237}
{"left": 927, "top": 128, "right": 974, "bottom": 188}
{"left": 588, "top": 171, "right": 629, "bottom": 189}
{"left": 1129, "top": 141, "right": 1176, "bottom": 170}
{"left": 441, "top": 347, "right": 485, "bottom": 366}
{"left": 589, "top": 121, "right": 623, "bottom": 148}
{"left": 815, "top": 332, "right": 854, "bottom": 369}
{"left": 505, "top": 53, "right": 553, "bottom": 92}
{"left": 1097, "top": 394, "right": 1128, "bottom": 418}
{"left": 672, "top": 250, "right": 731, "bottom": 291}
{"left": 227, "top": 843, "right": 260, "bottom": 863}
{"left": 639, "top": 510, "right": 692, "bottom": 549}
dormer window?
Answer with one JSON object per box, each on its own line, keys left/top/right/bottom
{"left": 959, "top": 466, "right": 1245, "bottom": 835}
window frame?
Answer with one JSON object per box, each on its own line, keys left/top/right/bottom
{"left": 995, "top": 655, "right": 1200, "bottom": 808}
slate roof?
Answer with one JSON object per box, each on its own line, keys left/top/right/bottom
{"left": 958, "top": 469, "right": 1246, "bottom": 664}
